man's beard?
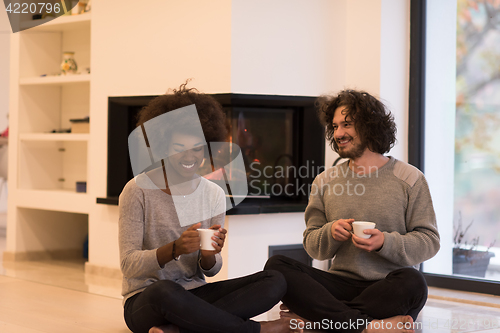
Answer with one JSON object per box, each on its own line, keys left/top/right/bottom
{"left": 336, "top": 135, "right": 367, "bottom": 160}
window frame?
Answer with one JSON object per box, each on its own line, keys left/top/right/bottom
{"left": 410, "top": 0, "right": 500, "bottom": 295}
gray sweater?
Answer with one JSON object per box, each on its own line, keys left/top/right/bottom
{"left": 304, "top": 157, "right": 440, "bottom": 280}
{"left": 119, "top": 174, "right": 226, "bottom": 304}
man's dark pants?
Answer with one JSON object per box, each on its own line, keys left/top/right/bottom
{"left": 264, "top": 255, "right": 427, "bottom": 333}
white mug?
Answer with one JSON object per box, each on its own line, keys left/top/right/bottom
{"left": 198, "top": 229, "right": 217, "bottom": 250}
{"left": 352, "top": 221, "right": 376, "bottom": 239}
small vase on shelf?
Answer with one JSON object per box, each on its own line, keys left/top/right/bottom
{"left": 61, "top": 52, "right": 78, "bottom": 75}
{"left": 72, "top": 0, "right": 87, "bottom": 15}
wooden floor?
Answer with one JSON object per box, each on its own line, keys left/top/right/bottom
{"left": 0, "top": 274, "right": 129, "bottom": 332}
{"left": 1, "top": 263, "right": 500, "bottom": 333}
{"left": 0, "top": 210, "right": 128, "bottom": 332}
{"left": 1, "top": 211, "right": 500, "bottom": 333}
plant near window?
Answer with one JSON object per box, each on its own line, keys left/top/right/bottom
{"left": 453, "top": 212, "right": 496, "bottom": 278}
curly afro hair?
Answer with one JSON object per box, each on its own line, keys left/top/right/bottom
{"left": 136, "top": 81, "right": 227, "bottom": 144}
{"left": 317, "top": 89, "right": 397, "bottom": 155}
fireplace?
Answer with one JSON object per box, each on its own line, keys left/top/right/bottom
{"left": 97, "top": 93, "right": 325, "bottom": 214}
{"left": 269, "top": 244, "right": 312, "bottom": 266}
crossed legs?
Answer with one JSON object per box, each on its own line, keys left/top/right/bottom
{"left": 264, "top": 255, "right": 427, "bottom": 333}
{"left": 124, "top": 270, "right": 300, "bottom": 333}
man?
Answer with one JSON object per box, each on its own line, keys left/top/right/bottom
{"left": 265, "top": 90, "right": 440, "bottom": 333}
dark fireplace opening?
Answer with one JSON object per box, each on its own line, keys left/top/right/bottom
{"left": 98, "top": 93, "right": 325, "bottom": 214}
{"left": 269, "top": 244, "right": 312, "bottom": 267}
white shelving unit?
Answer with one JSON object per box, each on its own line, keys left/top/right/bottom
{"left": 19, "top": 73, "right": 91, "bottom": 86}
{"left": 7, "top": 12, "right": 92, "bottom": 261}
{"left": 20, "top": 12, "right": 91, "bottom": 32}
{"left": 19, "top": 133, "right": 89, "bottom": 141}
{"left": 16, "top": 189, "right": 90, "bottom": 214}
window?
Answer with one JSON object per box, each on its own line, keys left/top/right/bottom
{"left": 415, "top": 0, "right": 500, "bottom": 288}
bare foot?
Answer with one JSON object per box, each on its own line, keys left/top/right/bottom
{"left": 363, "top": 315, "right": 414, "bottom": 333}
{"left": 260, "top": 317, "right": 304, "bottom": 333}
{"left": 149, "top": 325, "right": 180, "bottom": 333}
{"left": 279, "top": 309, "right": 309, "bottom": 323}
{"left": 280, "top": 303, "right": 290, "bottom": 311}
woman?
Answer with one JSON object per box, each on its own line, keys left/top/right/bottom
{"left": 119, "top": 83, "right": 301, "bottom": 333}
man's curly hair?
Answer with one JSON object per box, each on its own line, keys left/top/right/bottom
{"left": 136, "top": 81, "right": 227, "bottom": 145}
{"left": 317, "top": 89, "right": 396, "bottom": 154}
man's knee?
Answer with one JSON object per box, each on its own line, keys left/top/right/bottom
{"left": 264, "top": 254, "right": 294, "bottom": 271}
{"left": 388, "top": 268, "right": 428, "bottom": 296}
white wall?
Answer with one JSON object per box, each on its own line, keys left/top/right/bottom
{"left": 380, "top": 0, "right": 410, "bottom": 162}
{"left": 345, "top": 0, "right": 410, "bottom": 163}
{"left": 0, "top": 8, "right": 10, "bottom": 212}
{"left": 345, "top": 0, "right": 382, "bottom": 93}
{"left": 226, "top": 213, "right": 305, "bottom": 278}
{"left": 0, "top": 8, "right": 10, "bottom": 131}
{"left": 325, "top": 0, "right": 410, "bottom": 167}
{"left": 231, "top": 0, "right": 342, "bottom": 96}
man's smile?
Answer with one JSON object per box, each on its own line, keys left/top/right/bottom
{"left": 337, "top": 137, "right": 352, "bottom": 147}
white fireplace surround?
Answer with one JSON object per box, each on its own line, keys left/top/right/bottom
{"left": 222, "top": 212, "right": 329, "bottom": 280}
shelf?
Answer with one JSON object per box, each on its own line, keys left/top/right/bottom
{"left": 19, "top": 74, "right": 91, "bottom": 86}
{"left": 17, "top": 189, "right": 90, "bottom": 214}
{"left": 20, "top": 133, "right": 89, "bottom": 142}
{"left": 10, "top": 3, "right": 92, "bottom": 263}
{"left": 21, "top": 12, "right": 91, "bottom": 32}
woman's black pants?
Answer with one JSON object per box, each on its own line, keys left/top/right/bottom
{"left": 124, "top": 270, "right": 286, "bottom": 333}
